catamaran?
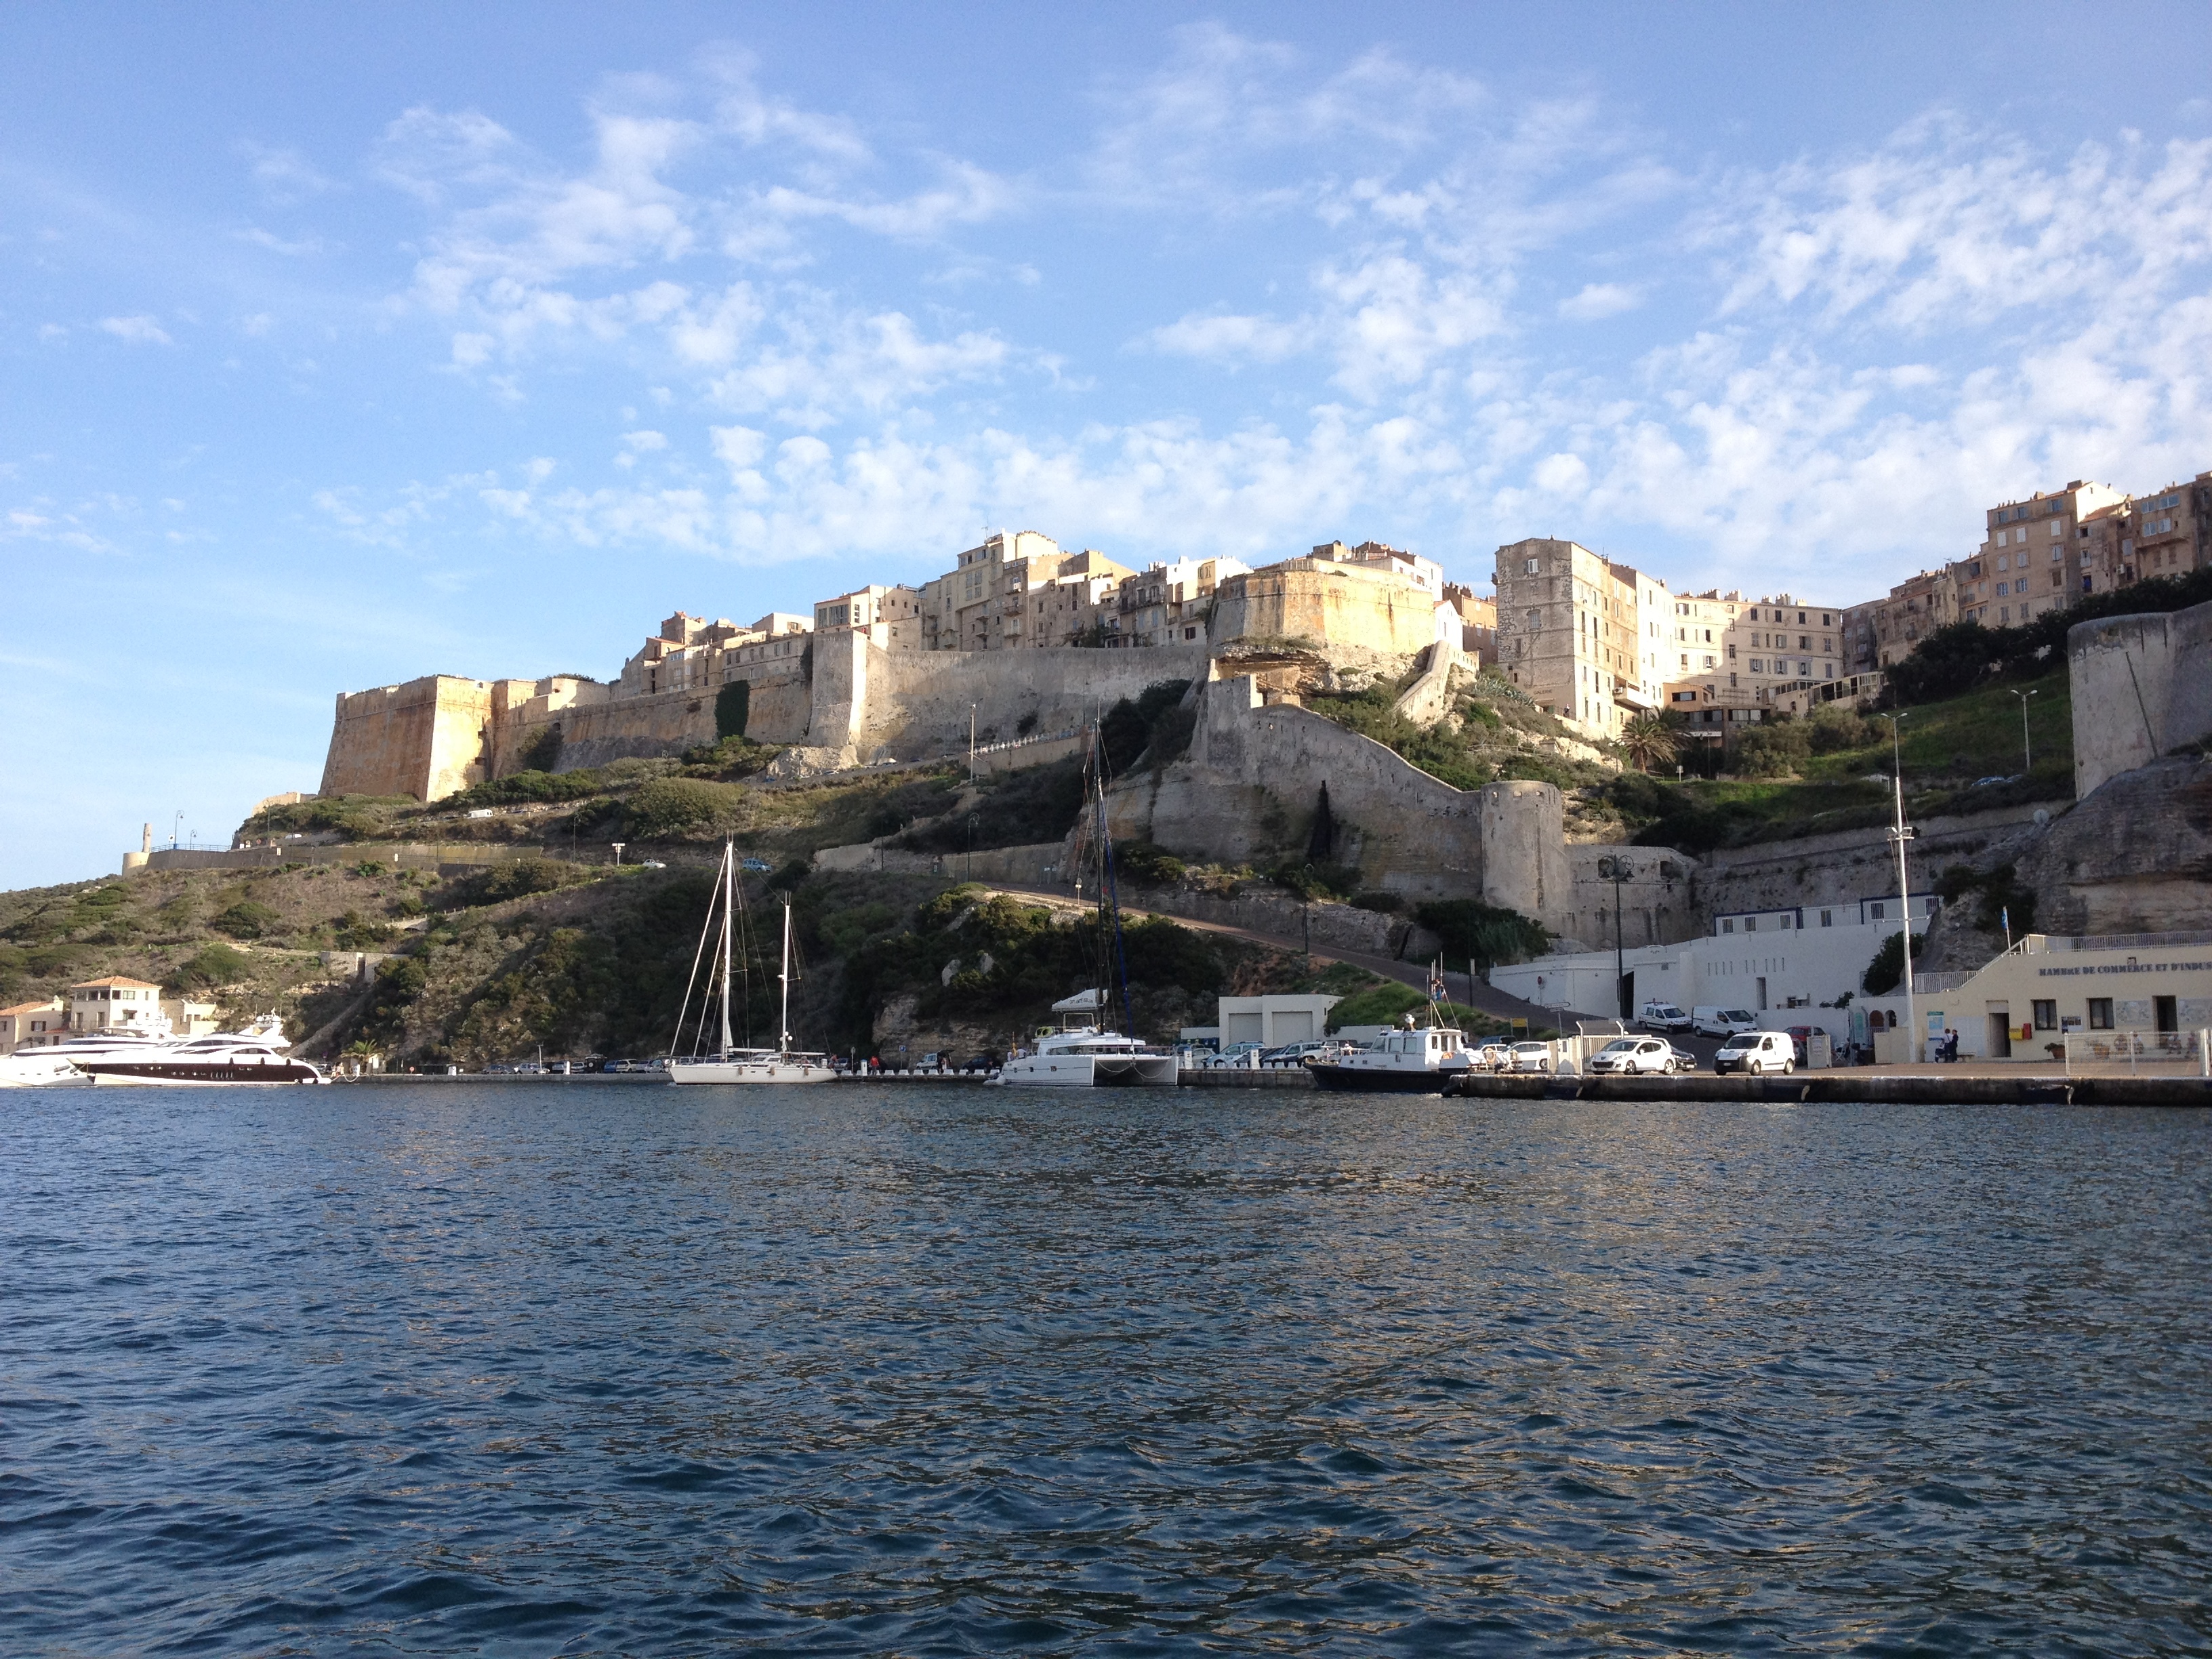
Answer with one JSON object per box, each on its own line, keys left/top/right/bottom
{"left": 989, "top": 724, "right": 1178, "bottom": 1089}
{"left": 667, "top": 841, "right": 837, "bottom": 1086}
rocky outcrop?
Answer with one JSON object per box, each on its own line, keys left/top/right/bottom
{"left": 2016, "top": 755, "right": 2212, "bottom": 936}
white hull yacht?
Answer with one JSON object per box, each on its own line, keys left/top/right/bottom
{"left": 668, "top": 843, "right": 838, "bottom": 1086}
{"left": 41, "top": 1012, "right": 325, "bottom": 1087}
{"left": 989, "top": 990, "right": 1178, "bottom": 1090}
{"left": 0, "top": 1050, "right": 91, "bottom": 1088}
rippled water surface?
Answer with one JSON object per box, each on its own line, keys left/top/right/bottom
{"left": 3, "top": 1085, "right": 2209, "bottom": 1655}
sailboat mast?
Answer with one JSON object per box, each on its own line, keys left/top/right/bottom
{"left": 718, "top": 841, "right": 735, "bottom": 1055}
{"left": 779, "top": 901, "right": 793, "bottom": 1054}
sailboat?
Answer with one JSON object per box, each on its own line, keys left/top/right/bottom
{"left": 989, "top": 722, "right": 1178, "bottom": 1088}
{"left": 666, "top": 841, "right": 838, "bottom": 1086}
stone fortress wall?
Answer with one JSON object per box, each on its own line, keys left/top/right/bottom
{"left": 2068, "top": 596, "right": 2212, "bottom": 798}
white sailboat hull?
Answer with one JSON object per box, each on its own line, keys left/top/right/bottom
{"left": 666, "top": 1056, "right": 838, "bottom": 1086}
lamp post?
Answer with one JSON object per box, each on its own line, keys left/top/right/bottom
{"left": 2011, "top": 687, "right": 2038, "bottom": 775}
{"left": 969, "top": 703, "right": 978, "bottom": 782}
{"left": 1885, "top": 712, "right": 1917, "bottom": 1063}
{"left": 1596, "top": 855, "right": 1631, "bottom": 1018}
{"left": 611, "top": 842, "right": 626, "bottom": 867}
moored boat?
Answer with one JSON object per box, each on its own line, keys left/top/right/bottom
{"left": 1309, "top": 1017, "right": 1474, "bottom": 1094}
{"left": 667, "top": 842, "right": 838, "bottom": 1086}
{"left": 0, "top": 1050, "right": 91, "bottom": 1088}
{"left": 992, "top": 990, "right": 1179, "bottom": 1088}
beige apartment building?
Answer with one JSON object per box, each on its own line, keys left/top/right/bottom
{"left": 1493, "top": 539, "right": 1671, "bottom": 741}
{"left": 1662, "top": 592, "right": 1847, "bottom": 741}
{"left": 1953, "top": 480, "right": 2129, "bottom": 628}
{"left": 916, "top": 531, "right": 1136, "bottom": 651}
{"left": 0, "top": 997, "right": 64, "bottom": 1054}
{"left": 2102, "top": 473, "right": 2212, "bottom": 590}
{"left": 617, "top": 610, "right": 814, "bottom": 699}
{"left": 1099, "top": 556, "right": 1252, "bottom": 648}
{"left": 813, "top": 584, "right": 924, "bottom": 648}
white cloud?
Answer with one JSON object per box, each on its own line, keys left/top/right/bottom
{"left": 1559, "top": 282, "right": 1641, "bottom": 321}
{"left": 239, "top": 141, "right": 337, "bottom": 205}
{"left": 100, "top": 314, "right": 173, "bottom": 345}
{"left": 1139, "top": 310, "right": 1312, "bottom": 363}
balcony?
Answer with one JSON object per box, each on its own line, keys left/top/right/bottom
{"left": 1611, "top": 681, "right": 1659, "bottom": 712}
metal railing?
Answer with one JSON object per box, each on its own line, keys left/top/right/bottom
{"left": 2060, "top": 1030, "right": 2211, "bottom": 1075}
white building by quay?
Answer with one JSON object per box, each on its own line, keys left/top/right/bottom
{"left": 1490, "top": 895, "right": 1940, "bottom": 1044}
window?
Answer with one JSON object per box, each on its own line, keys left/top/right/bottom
{"left": 1722, "top": 918, "right": 1735, "bottom": 933}
{"left": 2032, "top": 1000, "right": 2057, "bottom": 1031}
{"left": 2087, "top": 998, "right": 2113, "bottom": 1030}
{"left": 1820, "top": 909, "right": 1833, "bottom": 927}
{"left": 1745, "top": 917, "right": 1757, "bottom": 932}
{"left": 1870, "top": 902, "right": 1885, "bottom": 920}
{"left": 1525, "top": 558, "right": 1540, "bottom": 574}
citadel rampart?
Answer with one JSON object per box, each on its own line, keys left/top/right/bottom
{"left": 319, "top": 678, "right": 493, "bottom": 801}
{"left": 2069, "top": 596, "right": 2212, "bottom": 798}
{"left": 1210, "top": 560, "right": 1450, "bottom": 657}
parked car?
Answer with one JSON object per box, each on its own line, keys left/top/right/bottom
{"left": 1509, "top": 1041, "right": 1553, "bottom": 1073}
{"left": 1588, "top": 1036, "right": 1679, "bottom": 1076}
{"left": 1261, "top": 1040, "right": 1334, "bottom": 1067}
{"left": 1665, "top": 1043, "right": 1700, "bottom": 1072}
{"left": 1693, "top": 1006, "right": 1761, "bottom": 1039}
{"left": 739, "top": 857, "right": 773, "bottom": 872}
{"left": 1468, "top": 1040, "right": 1515, "bottom": 1071}
{"left": 1204, "top": 1042, "right": 1266, "bottom": 1069}
{"left": 1715, "top": 1030, "right": 1797, "bottom": 1075}
{"left": 1639, "top": 1002, "right": 1693, "bottom": 1033}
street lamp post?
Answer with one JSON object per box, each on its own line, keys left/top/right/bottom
{"left": 611, "top": 842, "right": 626, "bottom": 867}
{"left": 2011, "top": 687, "right": 2039, "bottom": 775}
{"left": 1596, "top": 855, "right": 1631, "bottom": 1018}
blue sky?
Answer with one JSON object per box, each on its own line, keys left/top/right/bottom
{"left": 3, "top": 2, "right": 2209, "bottom": 889}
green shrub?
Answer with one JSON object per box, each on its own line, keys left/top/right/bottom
{"left": 213, "top": 901, "right": 281, "bottom": 940}
{"left": 519, "top": 725, "right": 564, "bottom": 773}
{"left": 1862, "top": 930, "right": 1906, "bottom": 994}
{"left": 1113, "top": 841, "right": 1185, "bottom": 886}
{"left": 1269, "top": 861, "right": 1362, "bottom": 901}
{"left": 445, "top": 769, "right": 606, "bottom": 810}
{"left": 1414, "top": 899, "right": 1551, "bottom": 970}
{"left": 715, "top": 680, "right": 750, "bottom": 739}
{"left": 625, "top": 777, "right": 744, "bottom": 840}
{"left": 171, "top": 943, "right": 251, "bottom": 991}
{"left": 1732, "top": 720, "right": 1812, "bottom": 778}
{"left": 680, "top": 734, "right": 779, "bottom": 779}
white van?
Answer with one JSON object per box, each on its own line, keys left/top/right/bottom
{"left": 1692, "top": 1006, "right": 1761, "bottom": 1039}
{"left": 1715, "top": 1029, "right": 1797, "bottom": 1075}
{"left": 1639, "top": 1002, "right": 1692, "bottom": 1033}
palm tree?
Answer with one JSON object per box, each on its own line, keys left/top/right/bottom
{"left": 1622, "top": 712, "right": 1680, "bottom": 774}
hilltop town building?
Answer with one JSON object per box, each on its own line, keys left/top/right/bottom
{"left": 1661, "top": 591, "right": 1847, "bottom": 745}
{"left": 1492, "top": 539, "right": 1671, "bottom": 741}
{"left": 814, "top": 585, "right": 924, "bottom": 648}
{"left": 67, "top": 977, "right": 164, "bottom": 1032}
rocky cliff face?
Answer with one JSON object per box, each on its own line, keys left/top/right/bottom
{"left": 2020, "top": 755, "right": 2212, "bottom": 936}
{"left": 1913, "top": 755, "right": 2212, "bottom": 970}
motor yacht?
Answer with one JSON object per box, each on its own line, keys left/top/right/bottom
{"left": 42, "top": 1018, "right": 325, "bottom": 1086}
{"left": 1309, "top": 1016, "right": 1474, "bottom": 1093}
{"left": 0, "top": 1050, "right": 91, "bottom": 1088}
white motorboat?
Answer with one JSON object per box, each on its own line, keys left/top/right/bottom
{"left": 668, "top": 842, "right": 838, "bottom": 1086}
{"left": 41, "top": 1014, "right": 325, "bottom": 1086}
{"left": 1309, "top": 1007, "right": 1474, "bottom": 1094}
{"left": 992, "top": 990, "right": 1179, "bottom": 1088}
{"left": 0, "top": 1050, "right": 91, "bottom": 1088}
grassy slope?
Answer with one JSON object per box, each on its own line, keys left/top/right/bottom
{"left": 1611, "top": 668, "right": 2074, "bottom": 851}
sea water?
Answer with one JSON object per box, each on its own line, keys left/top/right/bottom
{"left": 3, "top": 1085, "right": 2207, "bottom": 1654}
